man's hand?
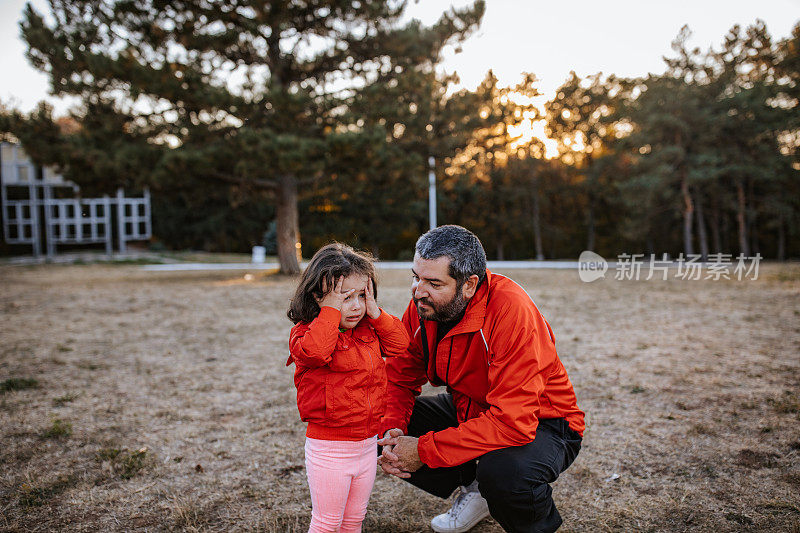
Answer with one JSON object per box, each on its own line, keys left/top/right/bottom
{"left": 393, "top": 436, "right": 423, "bottom": 473}
{"left": 378, "top": 428, "right": 410, "bottom": 478}
{"left": 378, "top": 429, "right": 422, "bottom": 477}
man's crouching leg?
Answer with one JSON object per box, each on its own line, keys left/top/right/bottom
{"left": 397, "top": 394, "right": 487, "bottom": 532}
{"left": 400, "top": 393, "right": 477, "bottom": 498}
{"left": 475, "top": 418, "right": 582, "bottom": 533}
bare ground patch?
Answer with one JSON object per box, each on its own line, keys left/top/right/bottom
{"left": 1, "top": 262, "right": 799, "bottom": 532}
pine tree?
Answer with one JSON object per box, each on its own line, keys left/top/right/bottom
{"left": 448, "top": 71, "right": 541, "bottom": 259}
{"left": 20, "top": 0, "right": 484, "bottom": 272}
{"left": 545, "top": 72, "right": 628, "bottom": 252}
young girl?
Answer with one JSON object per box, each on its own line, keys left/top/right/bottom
{"left": 286, "top": 243, "right": 409, "bottom": 533}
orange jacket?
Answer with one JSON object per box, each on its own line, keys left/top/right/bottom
{"left": 381, "top": 270, "right": 585, "bottom": 468}
{"left": 287, "top": 306, "right": 409, "bottom": 441}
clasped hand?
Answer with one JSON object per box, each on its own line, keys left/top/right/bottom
{"left": 377, "top": 429, "right": 423, "bottom": 478}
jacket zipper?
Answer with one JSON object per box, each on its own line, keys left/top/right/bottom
{"left": 367, "top": 333, "right": 375, "bottom": 434}
{"left": 419, "top": 318, "right": 433, "bottom": 383}
{"left": 445, "top": 337, "right": 454, "bottom": 386}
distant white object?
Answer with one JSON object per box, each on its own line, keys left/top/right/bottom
{"left": 251, "top": 246, "right": 266, "bottom": 264}
{"left": 141, "top": 260, "right": 583, "bottom": 272}
{"left": 1, "top": 141, "right": 152, "bottom": 258}
{"left": 428, "top": 156, "right": 437, "bottom": 231}
{"left": 604, "top": 473, "right": 621, "bottom": 482}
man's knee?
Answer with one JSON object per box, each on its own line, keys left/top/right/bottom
{"left": 476, "top": 447, "right": 564, "bottom": 531}
{"left": 475, "top": 450, "right": 532, "bottom": 496}
{"left": 407, "top": 393, "right": 458, "bottom": 437}
{"left": 475, "top": 446, "right": 556, "bottom": 506}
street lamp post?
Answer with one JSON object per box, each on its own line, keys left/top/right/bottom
{"left": 428, "top": 156, "right": 436, "bottom": 230}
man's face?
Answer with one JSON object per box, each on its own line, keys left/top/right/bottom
{"left": 411, "top": 254, "right": 469, "bottom": 322}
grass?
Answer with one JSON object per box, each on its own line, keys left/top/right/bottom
{"left": 768, "top": 390, "right": 800, "bottom": 415}
{"left": 75, "top": 361, "right": 105, "bottom": 371}
{"left": 42, "top": 417, "right": 72, "bottom": 439}
{"left": 757, "top": 500, "right": 800, "bottom": 515}
{"left": 1, "top": 377, "right": 39, "bottom": 393}
{"left": 0, "top": 262, "right": 798, "bottom": 531}
{"left": 94, "top": 257, "right": 165, "bottom": 265}
{"left": 96, "top": 447, "right": 150, "bottom": 479}
{"left": 52, "top": 392, "right": 78, "bottom": 406}
{"left": 17, "top": 475, "right": 76, "bottom": 508}
{"left": 769, "top": 266, "right": 800, "bottom": 282}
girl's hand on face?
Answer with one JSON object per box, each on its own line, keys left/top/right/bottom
{"left": 365, "top": 279, "right": 380, "bottom": 319}
{"left": 315, "top": 275, "right": 355, "bottom": 311}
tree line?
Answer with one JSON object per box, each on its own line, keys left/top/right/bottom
{"left": 1, "top": 1, "right": 797, "bottom": 271}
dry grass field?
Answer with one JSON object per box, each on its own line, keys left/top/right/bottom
{"left": 1, "top": 261, "right": 799, "bottom": 532}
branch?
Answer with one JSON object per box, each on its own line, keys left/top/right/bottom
{"left": 296, "top": 169, "right": 325, "bottom": 186}
{"left": 208, "top": 170, "right": 278, "bottom": 191}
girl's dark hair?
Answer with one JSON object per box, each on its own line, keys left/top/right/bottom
{"left": 287, "top": 243, "right": 377, "bottom": 324}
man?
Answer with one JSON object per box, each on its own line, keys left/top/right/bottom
{"left": 378, "top": 225, "right": 584, "bottom": 533}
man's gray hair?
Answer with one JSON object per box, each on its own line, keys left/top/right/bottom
{"left": 415, "top": 225, "right": 487, "bottom": 286}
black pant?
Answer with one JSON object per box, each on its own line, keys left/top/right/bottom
{"left": 395, "top": 393, "right": 581, "bottom": 533}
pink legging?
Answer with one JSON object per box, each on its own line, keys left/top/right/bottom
{"left": 304, "top": 436, "right": 377, "bottom": 533}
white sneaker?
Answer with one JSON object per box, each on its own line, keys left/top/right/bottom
{"left": 430, "top": 484, "right": 490, "bottom": 533}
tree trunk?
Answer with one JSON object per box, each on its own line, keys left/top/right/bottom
{"left": 680, "top": 173, "right": 694, "bottom": 256}
{"left": 694, "top": 191, "right": 709, "bottom": 261}
{"left": 584, "top": 158, "right": 596, "bottom": 252}
{"left": 586, "top": 193, "right": 596, "bottom": 252}
{"left": 276, "top": 174, "right": 301, "bottom": 275}
{"left": 532, "top": 179, "right": 544, "bottom": 260}
{"left": 710, "top": 200, "right": 722, "bottom": 254}
{"left": 496, "top": 241, "right": 504, "bottom": 261}
{"left": 777, "top": 217, "right": 785, "bottom": 261}
{"left": 751, "top": 216, "right": 760, "bottom": 255}
{"left": 736, "top": 180, "right": 750, "bottom": 257}
{"left": 722, "top": 211, "right": 730, "bottom": 253}
{"left": 748, "top": 179, "right": 759, "bottom": 255}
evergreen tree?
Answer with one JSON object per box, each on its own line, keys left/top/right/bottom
{"left": 545, "top": 72, "right": 627, "bottom": 252}
{"left": 19, "top": 0, "right": 484, "bottom": 272}
{"left": 711, "top": 21, "right": 798, "bottom": 257}
{"left": 301, "top": 6, "right": 487, "bottom": 258}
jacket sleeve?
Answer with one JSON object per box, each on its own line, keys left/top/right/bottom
{"left": 380, "top": 300, "right": 428, "bottom": 435}
{"left": 368, "top": 308, "right": 410, "bottom": 358}
{"left": 417, "top": 298, "right": 556, "bottom": 468}
{"left": 287, "top": 306, "right": 341, "bottom": 368}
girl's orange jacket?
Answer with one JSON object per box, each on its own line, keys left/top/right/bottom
{"left": 287, "top": 306, "right": 410, "bottom": 441}
{"left": 381, "top": 270, "right": 585, "bottom": 468}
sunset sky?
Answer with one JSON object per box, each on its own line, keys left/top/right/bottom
{"left": 1, "top": 0, "right": 797, "bottom": 154}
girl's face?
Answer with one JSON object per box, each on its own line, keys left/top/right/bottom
{"left": 338, "top": 273, "right": 369, "bottom": 329}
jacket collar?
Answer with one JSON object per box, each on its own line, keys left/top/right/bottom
{"left": 344, "top": 318, "right": 374, "bottom": 343}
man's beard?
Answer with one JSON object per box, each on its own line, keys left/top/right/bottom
{"left": 414, "top": 287, "right": 468, "bottom": 322}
